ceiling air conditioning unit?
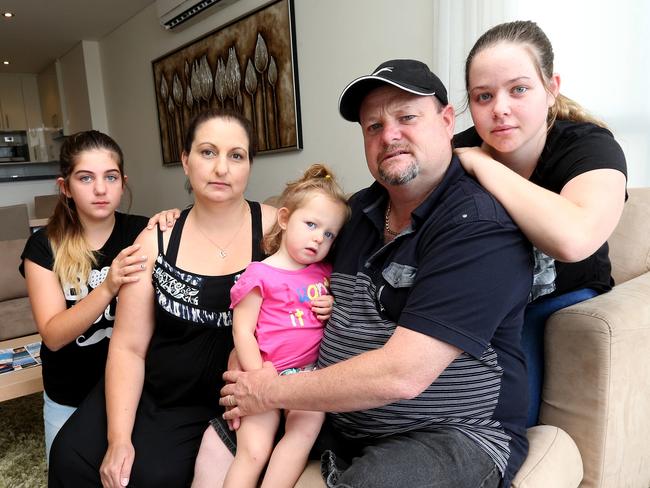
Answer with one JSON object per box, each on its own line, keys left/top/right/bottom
{"left": 156, "top": 0, "right": 238, "bottom": 30}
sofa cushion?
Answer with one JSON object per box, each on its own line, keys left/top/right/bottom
{"left": 512, "top": 425, "right": 583, "bottom": 488}
{"left": 0, "top": 296, "right": 37, "bottom": 341}
{"left": 0, "top": 238, "right": 28, "bottom": 301}
{"left": 294, "top": 426, "right": 583, "bottom": 488}
{"left": 295, "top": 461, "right": 324, "bottom": 488}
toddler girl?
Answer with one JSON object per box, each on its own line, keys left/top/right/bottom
{"left": 223, "top": 163, "right": 350, "bottom": 488}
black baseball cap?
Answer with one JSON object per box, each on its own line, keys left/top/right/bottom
{"left": 338, "top": 59, "right": 449, "bottom": 122}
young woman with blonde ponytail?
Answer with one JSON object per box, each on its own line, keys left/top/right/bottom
{"left": 20, "top": 130, "right": 149, "bottom": 461}
{"left": 453, "top": 20, "right": 627, "bottom": 427}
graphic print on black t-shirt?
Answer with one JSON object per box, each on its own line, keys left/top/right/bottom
{"left": 62, "top": 264, "right": 116, "bottom": 347}
{"left": 530, "top": 247, "right": 556, "bottom": 301}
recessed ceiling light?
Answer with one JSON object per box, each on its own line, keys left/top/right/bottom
{"left": 2, "top": 12, "right": 14, "bottom": 18}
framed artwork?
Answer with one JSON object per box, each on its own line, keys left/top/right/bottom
{"left": 152, "top": 0, "right": 301, "bottom": 165}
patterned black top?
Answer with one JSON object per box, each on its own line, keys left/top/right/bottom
{"left": 144, "top": 202, "right": 264, "bottom": 408}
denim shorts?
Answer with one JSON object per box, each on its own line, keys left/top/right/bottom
{"left": 279, "top": 363, "right": 317, "bottom": 376}
{"left": 209, "top": 415, "right": 237, "bottom": 456}
{"left": 313, "top": 420, "right": 501, "bottom": 488}
{"left": 210, "top": 410, "right": 291, "bottom": 459}
{"left": 43, "top": 390, "right": 77, "bottom": 464}
{"left": 212, "top": 364, "right": 317, "bottom": 454}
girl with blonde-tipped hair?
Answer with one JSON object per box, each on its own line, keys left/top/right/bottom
{"left": 20, "top": 130, "right": 149, "bottom": 461}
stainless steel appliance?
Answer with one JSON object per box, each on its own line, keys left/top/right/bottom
{"left": 0, "top": 130, "right": 30, "bottom": 163}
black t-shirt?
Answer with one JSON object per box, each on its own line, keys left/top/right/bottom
{"left": 20, "top": 212, "right": 148, "bottom": 406}
{"left": 454, "top": 120, "right": 627, "bottom": 299}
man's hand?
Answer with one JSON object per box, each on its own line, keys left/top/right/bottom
{"left": 225, "top": 350, "right": 241, "bottom": 430}
{"left": 220, "top": 361, "right": 278, "bottom": 420}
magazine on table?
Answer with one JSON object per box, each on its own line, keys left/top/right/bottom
{"left": 0, "top": 342, "right": 42, "bottom": 375}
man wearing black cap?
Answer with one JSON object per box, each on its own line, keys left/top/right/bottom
{"left": 222, "top": 60, "right": 532, "bottom": 488}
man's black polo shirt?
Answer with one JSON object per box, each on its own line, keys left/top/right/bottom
{"left": 319, "top": 156, "right": 532, "bottom": 488}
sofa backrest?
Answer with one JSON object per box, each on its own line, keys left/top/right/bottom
{"left": 0, "top": 204, "right": 30, "bottom": 241}
{"left": 0, "top": 238, "right": 29, "bottom": 302}
{"left": 608, "top": 187, "right": 650, "bottom": 285}
{"left": 34, "top": 194, "right": 59, "bottom": 219}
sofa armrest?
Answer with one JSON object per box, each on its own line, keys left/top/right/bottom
{"left": 541, "top": 271, "right": 650, "bottom": 488}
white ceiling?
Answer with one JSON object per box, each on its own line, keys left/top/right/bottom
{"left": 0, "top": 0, "right": 156, "bottom": 74}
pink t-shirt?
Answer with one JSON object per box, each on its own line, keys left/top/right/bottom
{"left": 230, "top": 261, "right": 332, "bottom": 371}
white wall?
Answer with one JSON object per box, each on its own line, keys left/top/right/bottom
{"left": 58, "top": 43, "right": 93, "bottom": 135}
{"left": 82, "top": 41, "right": 110, "bottom": 134}
{"left": 513, "top": 0, "right": 650, "bottom": 187}
{"left": 6, "top": 1, "right": 644, "bottom": 218}
{"left": 99, "top": 0, "right": 435, "bottom": 216}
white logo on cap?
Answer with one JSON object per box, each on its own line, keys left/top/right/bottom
{"left": 372, "top": 67, "right": 393, "bottom": 76}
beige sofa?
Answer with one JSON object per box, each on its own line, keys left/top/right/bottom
{"left": 296, "top": 187, "right": 650, "bottom": 488}
{"left": 0, "top": 204, "right": 38, "bottom": 342}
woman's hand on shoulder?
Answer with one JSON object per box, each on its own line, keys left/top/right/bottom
{"left": 103, "top": 244, "right": 147, "bottom": 297}
{"left": 146, "top": 208, "right": 181, "bottom": 231}
{"left": 453, "top": 145, "right": 493, "bottom": 177}
{"left": 100, "top": 441, "right": 135, "bottom": 488}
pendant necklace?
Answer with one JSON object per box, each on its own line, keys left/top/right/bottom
{"left": 384, "top": 201, "right": 400, "bottom": 237}
{"left": 195, "top": 202, "right": 248, "bottom": 259}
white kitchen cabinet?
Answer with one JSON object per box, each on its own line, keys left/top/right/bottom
{"left": 0, "top": 74, "right": 43, "bottom": 131}
{"left": 0, "top": 74, "right": 28, "bottom": 130}
{"left": 37, "top": 63, "right": 63, "bottom": 128}
{"left": 21, "top": 76, "right": 44, "bottom": 129}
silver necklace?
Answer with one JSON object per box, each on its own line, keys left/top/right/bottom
{"left": 384, "top": 201, "right": 399, "bottom": 237}
{"left": 195, "top": 202, "right": 248, "bottom": 259}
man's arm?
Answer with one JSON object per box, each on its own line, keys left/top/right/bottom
{"left": 222, "top": 325, "right": 460, "bottom": 418}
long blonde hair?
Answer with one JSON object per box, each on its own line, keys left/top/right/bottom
{"left": 262, "top": 163, "right": 350, "bottom": 255}
{"left": 47, "top": 130, "right": 128, "bottom": 297}
{"left": 464, "top": 20, "right": 607, "bottom": 129}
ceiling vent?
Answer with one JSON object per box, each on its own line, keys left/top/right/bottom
{"left": 156, "top": 0, "right": 238, "bottom": 30}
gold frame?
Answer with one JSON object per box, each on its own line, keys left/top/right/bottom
{"left": 152, "top": 0, "right": 302, "bottom": 165}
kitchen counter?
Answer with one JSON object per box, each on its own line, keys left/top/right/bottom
{"left": 0, "top": 161, "right": 58, "bottom": 182}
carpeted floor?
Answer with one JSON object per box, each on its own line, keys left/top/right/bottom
{"left": 0, "top": 392, "right": 47, "bottom": 488}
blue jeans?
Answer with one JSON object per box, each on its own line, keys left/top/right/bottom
{"left": 43, "top": 390, "right": 76, "bottom": 464}
{"left": 522, "top": 288, "right": 599, "bottom": 427}
{"left": 316, "top": 424, "right": 500, "bottom": 488}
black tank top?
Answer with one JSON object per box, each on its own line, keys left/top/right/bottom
{"left": 145, "top": 202, "right": 264, "bottom": 408}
